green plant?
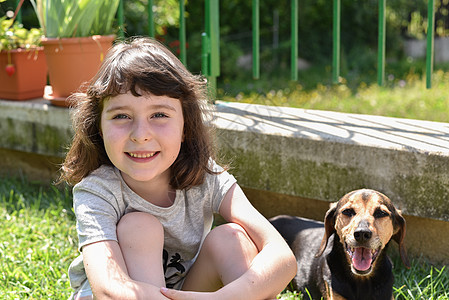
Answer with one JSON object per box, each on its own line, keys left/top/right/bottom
{"left": 0, "top": 17, "right": 43, "bottom": 77}
{"left": 30, "top": 0, "right": 120, "bottom": 38}
{"left": 0, "top": 17, "right": 42, "bottom": 51}
{"left": 0, "top": 177, "right": 77, "bottom": 298}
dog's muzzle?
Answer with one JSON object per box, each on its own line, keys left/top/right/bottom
{"left": 346, "top": 221, "right": 381, "bottom": 275}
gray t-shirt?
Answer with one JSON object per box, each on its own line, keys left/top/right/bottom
{"left": 68, "top": 161, "right": 236, "bottom": 295}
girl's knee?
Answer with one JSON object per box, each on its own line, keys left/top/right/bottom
{"left": 116, "top": 212, "right": 163, "bottom": 241}
{"left": 210, "top": 223, "right": 249, "bottom": 240}
{"left": 206, "top": 223, "right": 258, "bottom": 257}
{"left": 188, "top": 223, "right": 258, "bottom": 287}
{"left": 116, "top": 212, "right": 165, "bottom": 285}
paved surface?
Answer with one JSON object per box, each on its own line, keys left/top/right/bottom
{"left": 214, "top": 101, "right": 449, "bottom": 155}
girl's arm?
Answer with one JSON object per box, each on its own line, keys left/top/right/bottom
{"left": 217, "top": 183, "right": 297, "bottom": 298}
{"left": 162, "top": 183, "right": 297, "bottom": 300}
{"left": 82, "top": 240, "right": 169, "bottom": 299}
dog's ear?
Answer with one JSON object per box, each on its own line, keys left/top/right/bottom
{"left": 392, "top": 208, "right": 410, "bottom": 268}
{"left": 317, "top": 202, "right": 337, "bottom": 257}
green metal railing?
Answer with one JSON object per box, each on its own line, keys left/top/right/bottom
{"left": 11, "top": 0, "right": 438, "bottom": 91}
{"left": 129, "top": 0, "right": 437, "bottom": 90}
{"left": 378, "top": 0, "right": 386, "bottom": 86}
{"left": 14, "top": 0, "right": 22, "bottom": 23}
{"left": 252, "top": 0, "right": 260, "bottom": 79}
{"left": 426, "top": 0, "right": 435, "bottom": 89}
{"left": 147, "top": 0, "right": 155, "bottom": 37}
{"left": 332, "top": 0, "right": 341, "bottom": 84}
{"left": 203, "top": 0, "right": 220, "bottom": 93}
{"left": 118, "top": 0, "right": 438, "bottom": 91}
{"left": 291, "top": 0, "right": 298, "bottom": 81}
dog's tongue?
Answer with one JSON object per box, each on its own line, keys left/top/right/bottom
{"left": 352, "top": 247, "right": 372, "bottom": 271}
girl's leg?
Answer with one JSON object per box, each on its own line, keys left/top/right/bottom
{"left": 181, "top": 223, "right": 259, "bottom": 292}
{"left": 116, "top": 212, "right": 166, "bottom": 287}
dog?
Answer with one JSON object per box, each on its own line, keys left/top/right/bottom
{"left": 270, "top": 189, "right": 409, "bottom": 300}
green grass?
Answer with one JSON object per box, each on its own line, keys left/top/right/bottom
{"left": 393, "top": 257, "right": 449, "bottom": 300}
{"left": 277, "top": 255, "right": 449, "bottom": 299}
{"left": 0, "top": 178, "right": 77, "bottom": 299}
{"left": 218, "top": 62, "right": 449, "bottom": 123}
{"left": 1, "top": 177, "right": 448, "bottom": 299}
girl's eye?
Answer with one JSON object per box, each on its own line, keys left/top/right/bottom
{"left": 152, "top": 112, "right": 168, "bottom": 118}
{"left": 112, "top": 114, "right": 129, "bottom": 120}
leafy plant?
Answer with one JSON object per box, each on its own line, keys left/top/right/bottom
{"left": 30, "top": 0, "right": 120, "bottom": 38}
{"left": 0, "top": 17, "right": 43, "bottom": 77}
{"left": 0, "top": 17, "right": 42, "bottom": 51}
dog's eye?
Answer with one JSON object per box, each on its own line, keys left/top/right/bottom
{"left": 342, "top": 208, "right": 355, "bottom": 217}
{"left": 373, "top": 209, "right": 389, "bottom": 218}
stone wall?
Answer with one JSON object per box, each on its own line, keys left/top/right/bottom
{"left": 1, "top": 99, "right": 448, "bottom": 263}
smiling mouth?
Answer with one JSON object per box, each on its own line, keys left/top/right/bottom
{"left": 346, "top": 243, "right": 380, "bottom": 275}
{"left": 127, "top": 152, "right": 157, "bottom": 158}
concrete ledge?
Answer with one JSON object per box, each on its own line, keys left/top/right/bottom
{"left": 1, "top": 99, "right": 449, "bottom": 262}
{"left": 0, "top": 99, "right": 72, "bottom": 157}
{"left": 213, "top": 101, "right": 449, "bottom": 222}
{"left": 1, "top": 99, "right": 448, "bottom": 221}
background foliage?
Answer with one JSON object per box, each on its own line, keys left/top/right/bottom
{"left": 2, "top": 0, "right": 448, "bottom": 71}
{"left": 116, "top": 0, "right": 448, "bottom": 74}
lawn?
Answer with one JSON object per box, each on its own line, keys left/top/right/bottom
{"left": 0, "top": 178, "right": 77, "bottom": 299}
{"left": 1, "top": 177, "right": 448, "bottom": 299}
{"left": 218, "top": 63, "right": 449, "bottom": 123}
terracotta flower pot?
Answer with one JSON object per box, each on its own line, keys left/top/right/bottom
{"left": 0, "top": 48, "right": 48, "bottom": 101}
{"left": 41, "top": 35, "right": 115, "bottom": 107}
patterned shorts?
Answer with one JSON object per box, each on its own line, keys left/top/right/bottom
{"left": 72, "top": 280, "right": 93, "bottom": 300}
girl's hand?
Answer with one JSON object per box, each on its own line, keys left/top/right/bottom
{"left": 160, "top": 287, "right": 215, "bottom": 300}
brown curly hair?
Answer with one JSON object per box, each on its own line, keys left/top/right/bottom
{"left": 59, "top": 37, "right": 219, "bottom": 189}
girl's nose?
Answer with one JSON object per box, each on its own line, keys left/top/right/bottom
{"left": 130, "top": 119, "right": 152, "bottom": 143}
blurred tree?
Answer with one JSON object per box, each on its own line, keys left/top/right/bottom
{"left": 0, "top": 0, "right": 39, "bottom": 28}
{"left": 122, "top": 0, "right": 180, "bottom": 37}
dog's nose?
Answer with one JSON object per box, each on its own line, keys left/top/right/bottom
{"left": 354, "top": 228, "right": 372, "bottom": 242}
{"left": 354, "top": 220, "right": 372, "bottom": 242}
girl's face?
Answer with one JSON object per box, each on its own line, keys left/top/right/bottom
{"left": 100, "top": 92, "right": 184, "bottom": 189}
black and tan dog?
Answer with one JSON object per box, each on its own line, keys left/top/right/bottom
{"left": 270, "top": 189, "right": 409, "bottom": 300}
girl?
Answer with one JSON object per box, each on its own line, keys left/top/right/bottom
{"left": 62, "top": 37, "right": 296, "bottom": 300}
